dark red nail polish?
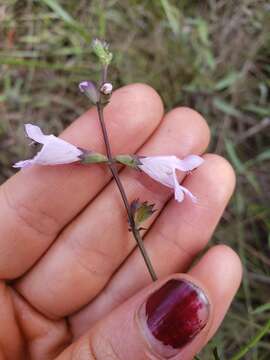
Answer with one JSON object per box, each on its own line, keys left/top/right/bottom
{"left": 143, "top": 279, "right": 209, "bottom": 351}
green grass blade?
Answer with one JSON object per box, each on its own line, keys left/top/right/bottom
{"left": 225, "top": 139, "right": 260, "bottom": 193}
{"left": 39, "top": 0, "right": 90, "bottom": 40}
{"left": 40, "top": 0, "right": 74, "bottom": 23}
{"left": 251, "top": 303, "right": 270, "bottom": 315}
{"left": 0, "top": 57, "right": 90, "bottom": 74}
{"left": 213, "top": 347, "right": 222, "bottom": 360}
{"left": 159, "top": 0, "right": 180, "bottom": 35}
{"left": 231, "top": 319, "right": 270, "bottom": 360}
{"left": 213, "top": 98, "right": 242, "bottom": 117}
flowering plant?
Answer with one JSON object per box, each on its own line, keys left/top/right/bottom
{"left": 14, "top": 39, "right": 204, "bottom": 281}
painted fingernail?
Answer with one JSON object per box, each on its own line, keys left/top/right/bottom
{"left": 138, "top": 279, "right": 210, "bottom": 358}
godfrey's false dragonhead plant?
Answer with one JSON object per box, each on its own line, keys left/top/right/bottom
{"left": 14, "top": 39, "right": 204, "bottom": 281}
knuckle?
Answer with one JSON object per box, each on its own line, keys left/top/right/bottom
{"left": 90, "top": 333, "right": 121, "bottom": 360}
{"left": 0, "top": 183, "right": 59, "bottom": 240}
{"left": 67, "top": 238, "right": 116, "bottom": 280}
{"left": 71, "top": 332, "right": 121, "bottom": 360}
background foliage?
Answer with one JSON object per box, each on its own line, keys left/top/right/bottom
{"left": 0, "top": 1, "right": 270, "bottom": 359}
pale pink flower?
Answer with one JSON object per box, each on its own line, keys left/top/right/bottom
{"left": 13, "top": 124, "right": 83, "bottom": 168}
{"left": 138, "top": 155, "right": 204, "bottom": 202}
{"left": 100, "top": 82, "right": 113, "bottom": 95}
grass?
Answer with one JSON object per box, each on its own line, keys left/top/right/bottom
{"left": 0, "top": 0, "right": 270, "bottom": 358}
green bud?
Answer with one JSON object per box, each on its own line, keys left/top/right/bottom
{"left": 115, "top": 155, "right": 142, "bottom": 169}
{"left": 80, "top": 151, "right": 108, "bottom": 164}
{"left": 92, "top": 38, "right": 113, "bottom": 66}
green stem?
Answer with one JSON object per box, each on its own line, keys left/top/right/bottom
{"left": 96, "top": 102, "right": 157, "bottom": 282}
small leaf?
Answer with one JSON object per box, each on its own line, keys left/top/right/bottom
{"left": 115, "top": 155, "right": 142, "bottom": 169}
{"left": 131, "top": 199, "right": 156, "bottom": 228}
{"left": 80, "top": 151, "right": 108, "bottom": 164}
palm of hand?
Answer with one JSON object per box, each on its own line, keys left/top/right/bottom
{"left": 0, "top": 84, "right": 241, "bottom": 359}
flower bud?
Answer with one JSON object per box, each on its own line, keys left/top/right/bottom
{"left": 79, "top": 81, "right": 100, "bottom": 104}
{"left": 100, "top": 82, "right": 113, "bottom": 95}
{"left": 92, "top": 38, "right": 113, "bottom": 66}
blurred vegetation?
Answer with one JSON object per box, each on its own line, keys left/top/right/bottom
{"left": 0, "top": 0, "right": 270, "bottom": 359}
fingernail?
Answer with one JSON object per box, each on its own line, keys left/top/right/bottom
{"left": 138, "top": 279, "right": 210, "bottom": 358}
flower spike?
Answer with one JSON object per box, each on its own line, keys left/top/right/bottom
{"left": 92, "top": 38, "right": 113, "bottom": 66}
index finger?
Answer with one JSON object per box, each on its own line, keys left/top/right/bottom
{"left": 0, "top": 83, "right": 163, "bottom": 279}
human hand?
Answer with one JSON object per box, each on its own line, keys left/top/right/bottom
{"left": 0, "top": 84, "right": 242, "bottom": 359}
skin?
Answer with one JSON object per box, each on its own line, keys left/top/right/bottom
{"left": 0, "top": 83, "right": 242, "bottom": 359}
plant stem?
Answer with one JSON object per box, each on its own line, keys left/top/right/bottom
{"left": 96, "top": 102, "right": 157, "bottom": 282}
{"left": 102, "top": 65, "right": 108, "bottom": 83}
